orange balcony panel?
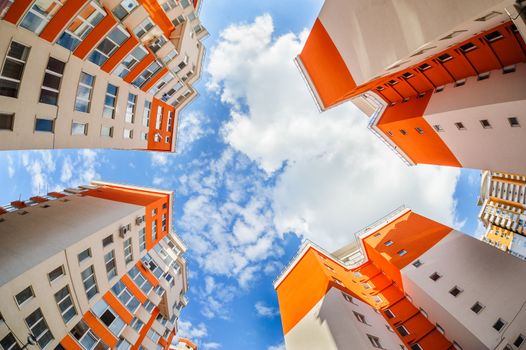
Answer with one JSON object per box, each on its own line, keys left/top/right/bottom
{"left": 0, "top": 208, "right": 7, "bottom": 215}
{"left": 137, "top": 0, "right": 174, "bottom": 37}
{"left": 74, "top": 11, "right": 117, "bottom": 60}
{"left": 10, "top": 201, "right": 26, "bottom": 209}
{"left": 391, "top": 80, "right": 417, "bottom": 99}
{"left": 439, "top": 51, "right": 477, "bottom": 81}
{"left": 489, "top": 29, "right": 526, "bottom": 67}
{"left": 124, "top": 53, "right": 155, "bottom": 83}
{"left": 101, "top": 35, "right": 139, "bottom": 73}
{"left": 3, "top": 0, "right": 32, "bottom": 24}
{"left": 60, "top": 335, "right": 83, "bottom": 350}
{"left": 103, "top": 292, "right": 134, "bottom": 324}
{"left": 377, "top": 86, "right": 401, "bottom": 103}
{"left": 385, "top": 298, "right": 418, "bottom": 325}
{"left": 83, "top": 312, "right": 118, "bottom": 348}
{"left": 47, "top": 191, "right": 65, "bottom": 198}
{"left": 418, "top": 328, "right": 453, "bottom": 349}
{"left": 141, "top": 67, "right": 168, "bottom": 92}
{"left": 40, "top": 0, "right": 87, "bottom": 43}
{"left": 462, "top": 40, "right": 501, "bottom": 74}
{"left": 30, "top": 196, "right": 48, "bottom": 203}
{"left": 419, "top": 62, "right": 453, "bottom": 87}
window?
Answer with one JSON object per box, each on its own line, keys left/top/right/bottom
{"left": 54, "top": 285, "right": 77, "bottom": 324}
{"left": 92, "top": 299, "right": 126, "bottom": 336}
{"left": 325, "top": 264, "right": 334, "bottom": 272}
{"left": 48, "top": 265, "right": 65, "bottom": 283}
{"left": 39, "top": 57, "right": 65, "bottom": 105}
{"left": 0, "top": 41, "right": 30, "bottom": 98}
{"left": 57, "top": 2, "right": 106, "bottom": 51}
{"left": 436, "top": 323, "right": 445, "bottom": 334}
{"left": 384, "top": 240, "right": 394, "bottom": 246}
{"left": 104, "top": 250, "right": 117, "bottom": 280}
{"left": 162, "top": 49, "right": 178, "bottom": 64}
{"left": 155, "top": 106, "right": 163, "bottom": 129}
{"left": 128, "top": 267, "right": 153, "bottom": 294}
{"left": 397, "top": 325, "right": 410, "bottom": 336}
{"left": 333, "top": 278, "right": 344, "bottom": 287}
{"left": 149, "top": 72, "right": 174, "bottom": 95}
{"left": 373, "top": 295, "right": 382, "bottom": 303}
{"left": 130, "top": 317, "right": 144, "bottom": 332}
{"left": 15, "top": 286, "right": 34, "bottom": 306}
{"left": 455, "top": 122, "right": 466, "bottom": 130}
{"left": 353, "top": 312, "right": 366, "bottom": 324}
{"left": 172, "top": 14, "right": 185, "bottom": 26}
{"left": 112, "top": 0, "right": 138, "bottom": 20}
{"left": 401, "top": 72, "right": 413, "bottom": 79}
{"left": 493, "top": 318, "right": 506, "bottom": 332}
{"left": 25, "top": 308, "right": 54, "bottom": 348}
{"left": 453, "top": 341, "right": 463, "bottom": 350}
{"left": 125, "top": 93, "right": 136, "bottom": 123}
{"left": 367, "top": 335, "right": 382, "bottom": 348}
{"left": 161, "top": 213, "right": 167, "bottom": 231}
{"left": 437, "top": 53, "right": 453, "bottom": 62}
{"left": 111, "top": 281, "right": 140, "bottom": 313}
{"left": 503, "top": 65, "right": 516, "bottom": 74}
{"left": 124, "top": 237, "right": 133, "bottom": 264}
{"left": 411, "top": 345, "right": 423, "bottom": 350}
{"left": 139, "top": 227, "right": 146, "bottom": 252}
{"left": 132, "top": 60, "right": 161, "bottom": 87}
{"left": 35, "top": 118, "right": 54, "bottom": 133}
{"left": 412, "top": 260, "right": 422, "bottom": 268}
{"left": 143, "top": 100, "right": 152, "bottom": 127}
{"left": 433, "top": 124, "right": 444, "bottom": 132}
{"left": 147, "top": 329, "right": 161, "bottom": 343}
{"left": 508, "top": 117, "right": 520, "bottom": 127}
{"left": 74, "top": 72, "right": 95, "bottom": 112}
{"left": 20, "top": 0, "right": 64, "bottom": 34}
{"left": 166, "top": 111, "right": 173, "bottom": 131}
{"left": 415, "top": 127, "right": 424, "bottom": 134}
{"left": 385, "top": 309, "right": 395, "bottom": 319}
{"left": 363, "top": 282, "right": 371, "bottom": 289}
{"left": 134, "top": 17, "right": 154, "bottom": 38}
{"left": 148, "top": 35, "right": 167, "bottom": 53}
{"left": 397, "top": 249, "right": 407, "bottom": 256}
{"left": 480, "top": 119, "right": 491, "bottom": 129}
{"left": 419, "top": 307, "right": 428, "bottom": 318}
{"left": 459, "top": 42, "right": 477, "bottom": 53}
{"left": 78, "top": 248, "right": 92, "bottom": 262}
{"left": 353, "top": 271, "right": 362, "bottom": 278}
{"left": 514, "top": 334, "right": 525, "bottom": 348}
{"left": 429, "top": 272, "right": 441, "bottom": 281}
{"left": 103, "top": 84, "right": 118, "bottom": 119}
{"left": 399, "top": 129, "right": 407, "bottom": 135}
{"left": 152, "top": 219, "right": 157, "bottom": 241}
{"left": 475, "top": 11, "right": 502, "bottom": 21}
{"left": 455, "top": 79, "right": 466, "bottom": 87}
{"left": 478, "top": 72, "right": 490, "bottom": 80}
{"left": 0, "top": 113, "right": 14, "bottom": 130}
{"left": 418, "top": 63, "right": 431, "bottom": 71}
{"left": 116, "top": 339, "right": 132, "bottom": 350}
{"left": 70, "top": 121, "right": 88, "bottom": 136}
{"left": 70, "top": 320, "right": 108, "bottom": 350}
{"left": 485, "top": 31, "right": 503, "bottom": 42}
{"left": 81, "top": 265, "right": 98, "bottom": 300}
{"left": 162, "top": 0, "right": 177, "bottom": 12}
{"left": 88, "top": 25, "right": 129, "bottom": 66}
{"left": 99, "top": 126, "right": 113, "bottom": 138}
{"left": 0, "top": 333, "right": 21, "bottom": 350}
{"left": 123, "top": 129, "right": 133, "bottom": 139}
{"left": 449, "top": 286, "right": 463, "bottom": 297}
{"left": 113, "top": 45, "right": 148, "bottom": 78}
{"left": 102, "top": 235, "right": 113, "bottom": 247}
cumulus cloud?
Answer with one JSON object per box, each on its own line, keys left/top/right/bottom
{"left": 202, "top": 343, "right": 221, "bottom": 350}
{"left": 177, "top": 320, "right": 209, "bottom": 339}
{"left": 268, "top": 344, "right": 285, "bottom": 350}
{"left": 255, "top": 301, "right": 279, "bottom": 318}
{"left": 207, "top": 14, "right": 462, "bottom": 250}
{"left": 177, "top": 111, "right": 212, "bottom": 153}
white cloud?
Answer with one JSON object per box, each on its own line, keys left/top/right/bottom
{"left": 268, "top": 343, "right": 285, "bottom": 350}
{"left": 177, "top": 111, "right": 212, "bottom": 153}
{"left": 177, "top": 320, "right": 209, "bottom": 339}
{"left": 203, "top": 343, "right": 221, "bottom": 350}
{"left": 151, "top": 152, "right": 169, "bottom": 166}
{"left": 255, "top": 301, "right": 279, "bottom": 318}
{"left": 207, "top": 14, "right": 462, "bottom": 251}
{"left": 7, "top": 154, "right": 15, "bottom": 178}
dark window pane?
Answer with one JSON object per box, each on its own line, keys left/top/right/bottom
{"left": 9, "top": 42, "right": 29, "bottom": 60}
{"left": 0, "top": 79, "right": 19, "bottom": 97}
{"left": 39, "top": 89, "right": 59, "bottom": 105}
{"left": 0, "top": 113, "right": 14, "bottom": 130}
{"left": 43, "top": 73, "right": 61, "bottom": 89}
{"left": 2, "top": 59, "right": 24, "bottom": 80}
{"left": 47, "top": 57, "right": 65, "bottom": 73}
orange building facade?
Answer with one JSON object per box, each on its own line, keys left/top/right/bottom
{"left": 297, "top": 0, "right": 526, "bottom": 174}
{"left": 0, "top": 182, "right": 188, "bottom": 350}
{"left": 0, "top": 0, "right": 207, "bottom": 152}
{"left": 274, "top": 208, "right": 526, "bottom": 350}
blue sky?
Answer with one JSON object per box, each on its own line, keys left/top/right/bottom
{"left": 0, "top": 1, "right": 484, "bottom": 349}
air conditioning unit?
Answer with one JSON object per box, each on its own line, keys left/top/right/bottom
{"left": 135, "top": 216, "right": 144, "bottom": 225}
{"left": 119, "top": 225, "right": 129, "bottom": 238}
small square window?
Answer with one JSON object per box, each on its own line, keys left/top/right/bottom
{"left": 417, "top": 92, "right": 426, "bottom": 99}
{"left": 353, "top": 311, "right": 367, "bottom": 324}
{"left": 342, "top": 293, "right": 355, "bottom": 304}
{"left": 397, "top": 249, "right": 407, "bottom": 256}
{"left": 48, "top": 265, "right": 64, "bottom": 282}
{"left": 508, "top": 117, "right": 520, "bottom": 127}
{"left": 412, "top": 260, "right": 422, "bottom": 268}
{"left": 478, "top": 72, "right": 490, "bottom": 80}
{"left": 402, "top": 72, "right": 414, "bottom": 79}
{"left": 405, "top": 293, "right": 413, "bottom": 302}
{"left": 436, "top": 323, "right": 445, "bottom": 334}
{"left": 0, "top": 113, "right": 15, "bottom": 130}
{"left": 374, "top": 232, "right": 381, "bottom": 237}
{"left": 433, "top": 124, "right": 444, "bottom": 132}
{"left": 429, "top": 272, "right": 441, "bottom": 281}
{"left": 363, "top": 282, "right": 372, "bottom": 290}
{"left": 353, "top": 271, "right": 362, "bottom": 278}
{"left": 376, "top": 86, "right": 384, "bottom": 91}
{"left": 385, "top": 309, "right": 395, "bottom": 319}
{"left": 485, "top": 31, "right": 503, "bottom": 42}
{"left": 419, "top": 307, "right": 428, "bottom": 318}
{"left": 78, "top": 248, "right": 92, "bottom": 263}
{"left": 373, "top": 295, "right": 382, "bottom": 303}
{"left": 415, "top": 127, "right": 424, "bottom": 134}
{"left": 333, "top": 278, "right": 344, "bottom": 287}
{"left": 459, "top": 42, "right": 477, "bottom": 53}
{"left": 35, "top": 118, "right": 54, "bottom": 133}
{"left": 15, "top": 286, "right": 34, "bottom": 306}
{"left": 102, "top": 235, "right": 113, "bottom": 247}
{"left": 437, "top": 53, "right": 453, "bottom": 62}
{"left": 411, "top": 344, "right": 423, "bottom": 350}
{"left": 388, "top": 79, "right": 398, "bottom": 86}
{"left": 493, "top": 318, "right": 506, "bottom": 332}
{"left": 514, "top": 334, "right": 524, "bottom": 348}
{"left": 480, "top": 120, "right": 491, "bottom": 129}
{"left": 418, "top": 63, "right": 431, "bottom": 71}
{"left": 455, "top": 122, "right": 466, "bottom": 130}
{"left": 386, "top": 130, "right": 393, "bottom": 137}
{"left": 454, "top": 79, "right": 466, "bottom": 87}
{"left": 449, "top": 286, "right": 463, "bottom": 297}
{"left": 325, "top": 264, "right": 334, "bottom": 272}
{"left": 453, "top": 341, "right": 463, "bottom": 350}
{"left": 397, "top": 325, "right": 410, "bottom": 337}
{"left": 503, "top": 65, "right": 516, "bottom": 74}
{"left": 384, "top": 240, "right": 394, "bottom": 246}
{"left": 367, "top": 335, "right": 382, "bottom": 348}
{"left": 435, "top": 86, "right": 445, "bottom": 93}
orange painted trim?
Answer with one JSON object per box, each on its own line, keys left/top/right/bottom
{"left": 122, "top": 274, "right": 148, "bottom": 303}
{"left": 141, "top": 67, "right": 168, "bottom": 92}
{"left": 10, "top": 201, "right": 26, "bottom": 209}
{"left": 60, "top": 335, "right": 83, "bottom": 350}
{"left": 124, "top": 52, "right": 155, "bottom": 83}
{"left": 130, "top": 308, "right": 159, "bottom": 350}
{"left": 147, "top": 98, "right": 176, "bottom": 152}
{"left": 83, "top": 312, "right": 119, "bottom": 348}
{"left": 48, "top": 191, "right": 65, "bottom": 198}
{"left": 101, "top": 35, "right": 139, "bottom": 73}
{"left": 136, "top": 0, "right": 174, "bottom": 37}
{"left": 3, "top": 0, "right": 32, "bottom": 24}
{"left": 40, "top": 0, "right": 87, "bottom": 43}
{"left": 103, "top": 291, "right": 134, "bottom": 324}
{"left": 74, "top": 10, "right": 117, "bottom": 60}
{"left": 179, "top": 338, "right": 197, "bottom": 349}
{"left": 30, "top": 196, "right": 48, "bottom": 203}
{"left": 136, "top": 261, "right": 160, "bottom": 287}
{"left": 166, "top": 331, "right": 176, "bottom": 349}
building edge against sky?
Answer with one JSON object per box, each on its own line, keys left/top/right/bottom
{"left": 0, "top": 181, "right": 189, "bottom": 349}
{"left": 0, "top": 0, "right": 207, "bottom": 152}
{"left": 273, "top": 207, "right": 526, "bottom": 350}
{"left": 296, "top": 0, "right": 526, "bottom": 174}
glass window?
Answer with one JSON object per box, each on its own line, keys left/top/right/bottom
{"left": 112, "top": 0, "right": 138, "bottom": 20}
{"left": 142, "top": 100, "right": 151, "bottom": 127}
{"left": 112, "top": 45, "right": 148, "bottom": 78}
{"left": 103, "top": 83, "right": 118, "bottom": 119}
{"left": 155, "top": 106, "right": 163, "bottom": 129}
{"left": 72, "top": 121, "right": 88, "bottom": 135}
{"left": 167, "top": 111, "right": 173, "bottom": 131}
{"left": 88, "top": 25, "right": 129, "bottom": 66}
{"left": 0, "top": 0, "right": 15, "bottom": 20}
{"left": 104, "top": 250, "right": 117, "bottom": 280}
{"left": 161, "top": 0, "right": 176, "bottom": 12}
{"left": 128, "top": 267, "right": 152, "bottom": 294}
{"left": 81, "top": 265, "right": 98, "bottom": 300}
{"left": 100, "top": 125, "right": 113, "bottom": 137}
{"left": 367, "top": 335, "right": 382, "bottom": 349}
{"left": 54, "top": 285, "right": 77, "bottom": 324}
{"left": 78, "top": 248, "right": 91, "bottom": 262}
{"left": 133, "top": 17, "right": 153, "bottom": 38}
{"left": 172, "top": 15, "right": 185, "bottom": 26}
{"left": 39, "top": 57, "right": 65, "bottom": 105}
{"left": 20, "top": 0, "right": 65, "bottom": 34}
{"left": 124, "top": 237, "right": 133, "bottom": 263}
{"left": 162, "top": 49, "right": 178, "bottom": 64}
{"left": 57, "top": 2, "right": 106, "bottom": 51}
{"left": 48, "top": 265, "right": 65, "bottom": 282}
{"left": 74, "top": 72, "right": 95, "bottom": 112}
{"left": 139, "top": 227, "right": 146, "bottom": 251}
{"left": 0, "top": 113, "right": 14, "bottom": 130}
{"left": 180, "top": 0, "right": 190, "bottom": 8}
{"left": 35, "top": 118, "right": 54, "bottom": 133}
{"left": 0, "top": 41, "right": 30, "bottom": 98}
{"left": 125, "top": 93, "right": 136, "bottom": 123}
{"left": 123, "top": 128, "right": 133, "bottom": 139}
{"left": 111, "top": 281, "right": 140, "bottom": 313}
{"left": 116, "top": 339, "right": 131, "bottom": 350}
{"left": 148, "top": 35, "right": 167, "bottom": 53}
{"left": 25, "top": 308, "right": 54, "bottom": 348}
{"left": 149, "top": 72, "right": 174, "bottom": 95}
{"left": 0, "top": 333, "right": 21, "bottom": 350}
{"left": 132, "top": 60, "right": 161, "bottom": 87}
{"left": 70, "top": 320, "right": 108, "bottom": 350}
{"left": 151, "top": 219, "right": 157, "bottom": 241}
{"left": 102, "top": 234, "right": 113, "bottom": 247}
{"left": 15, "top": 286, "right": 34, "bottom": 306}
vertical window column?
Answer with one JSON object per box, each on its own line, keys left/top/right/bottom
{"left": 74, "top": 72, "right": 95, "bottom": 113}
{"left": 39, "top": 57, "right": 65, "bottom": 105}
{"left": 0, "top": 41, "right": 30, "bottom": 98}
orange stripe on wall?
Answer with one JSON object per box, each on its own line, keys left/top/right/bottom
{"left": 40, "top": 0, "right": 87, "bottom": 42}
{"left": 137, "top": 261, "right": 160, "bottom": 287}
{"left": 122, "top": 274, "right": 148, "bottom": 303}
{"left": 60, "top": 335, "right": 83, "bottom": 350}
{"left": 124, "top": 53, "right": 155, "bottom": 83}
{"left": 83, "top": 312, "right": 118, "bottom": 348}
{"left": 141, "top": 67, "right": 168, "bottom": 92}
{"left": 131, "top": 308, "right": 159, "bottom": 350}
{"left": 147, "top": 98, "right": 175, "bottom": 152}
{"left": 101, "top": 35, "right": 139, "bottom": 73}
{"left": 103, "top": 291, "right": 134, "bottom": 324}
{"left": 136, "top": 0, "right": 174, "bottom": 37}
{"left": 74, "top": 10, "right": 117, "bottom": 59}
{"left": 3, "top": 0, "right": 32, "bottom": 24}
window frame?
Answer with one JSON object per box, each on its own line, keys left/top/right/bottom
{"left": 0, "top": 41, "right": 30, "bottom": 98}
{"left": 39, "top": 56, "right": 65, "bottom": 105}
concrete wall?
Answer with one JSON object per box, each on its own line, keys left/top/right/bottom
{"left": 401, "top": 230, "right": 526, "bottom": 350}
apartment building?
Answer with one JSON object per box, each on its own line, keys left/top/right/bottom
{"left": 297, "top": 0, "right": 526, "bottom": 173}
{"left": 479, "top": 170, "right": 526, "bottom": 259}
{"left": 0, "top": 181, "right": 189, "bottom": 350}
{"left": 0, "top": 0, "right": 207, "bottom": 152}
{"left": 170, "top": 338, "right": 196, "bottom": 350}
{"left": 274, "top": 207, "right": 526, "bottom": 350}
